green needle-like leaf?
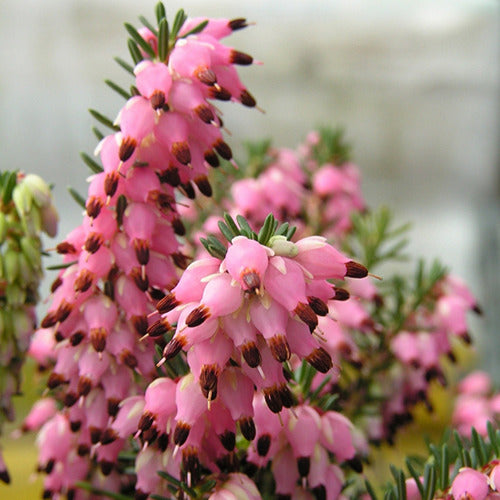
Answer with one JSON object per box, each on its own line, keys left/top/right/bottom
{"left": 114, "top": 56, "right": 135, "bottom": 75}
{"left": 125, "top": 23, "right": 156, "bottom": 58}
{"left": 180, "top": 19, "right": 208, "bottom": 38}
{"left": 88, "top": 109, "right": 120, "bottom": 132}
{"left": 68, "top": 187, "right": 86, "bottom": 209}
{"left": 128, "top": 38, "right": 144, "bottom": 65}
{"left": 155, "top": 1, "right": 166, "bottom": 23}
{"left": 170, "top": 8, "right": 187, "bottom": 40}
{"left": 105, "top": 79, "right": 131, "bottom": 100}
{"left": 158, "top": 18, "right": 169, "bottom": 62}
{"left": 80, "top": 152, "right": 104, "bottom": 174}
{"left": 138, "top": 15, "right": 158, "bottom": 36}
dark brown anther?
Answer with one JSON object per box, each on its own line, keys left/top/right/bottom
{"left": 263, "top": 386, "right": 283, "bottom": 413}
{"left": 171, "top": 251, "right": 190, "bottom": 270}
{"left": 131, "top": 315, "right": 148, "bottom": 336}
{"left": 242, "top": 270, "right": 261, "bottom": 293}
{"left": 47, "top": 372, "right": 66, "bottom": 389}
{"left": 63, "top": 392, "right": 78, "bottom": 408}
{"left": 199, "top": 364, "right": 219, "bottom": 400}
{"left": 116, "top": 194, "right": 128, "bottom": 226}
{"left": 55, "top": 300, "right": 73, "bottom": 324}
{"left": 77, "top": 376, "right": 92, "bottom": 397}
{"left": 219, "top": 430, "right": 236, "bottom": 451}
{"left": 214, "top": 139, "right": 233, "bottom": 160}
{"left": 241, "top": 342, "right": 261, "bottom": 368}
{"left": 185, "top": 305, "right": 211, "bottom": 327}
{"left": 194, "top": 175, "right": 213, "bottom": 197}
{"left": 238, "top": 416, "right": 256, "bottom": 441}
{"left": 294, "top": 302, "right": 318, "bottom": 332}
{"left": 152, "top": 192, "right": 176, "bottom": 212}
{"left": 100, "top": 428, "right": 118, "bottom": 445}
{"left": 194, "top": 104, "right": 215, "bottom": 124}
{"left": 142, "top": 426, "right": 158, "bottom": 445}
{"left": 56, "top": 241, "right": 76, "bottom": 254}
{"left": 157, "top": 433, "right": 169, "bottom": 451}
{"left": 312, "top": 485, "right": 327, "bottom": 500}
{"left": 45, "top": 459, "right": 55, "bottom": 474}
{"left": 74, "top": 269, "right": 94, "bottom": 293}
{"left": 171, "top": 141, "right": 191, "bottom": 165}
{"left": 99, "top": 461, "right": 113, "bottom": 476}
{"left": 228, "top": 18, "right": 248, "bottom": 31}
{"left": 150, "top": 89, "right": 166, "bottom": 110}
{"left": 297, "top": 456, "right": 310, "bottom": 477}
{"left": 345, "top": 261, "right": 368, "bottom": 279}
{"left": 447, "top": 351, "right": 457, "bottom": 363}
{"left": 257, "top": 434, "right": 271, "bottom": 457}
{"left": 70, "top": 420, "right": 81, "bottom": 433}
{"left": 173, "top": 421, "right": 190, "bottom": 446}
{"left": 133, "top": 239, "right": 150, "bottom": 265}
{"left": 50, "top": 276, "right": 63, "bottom": 293}
{"left": 473, "top": 303, "right": 483, "bottom": 315}
{"left": 120, "top": 350, "right": 138, "bottom": 369}
{"left": 147, "top": 318, "right": 171, "bottom": 338}
{"left": 69, "top": 330, "right": 84, "bottom": 346}
{"left": 278, "top": 384, "right": 294, "bottom": 408}
{"left": 135, "top": 490, "right": 149, "bottom": 500}
{"left": 156, "top": 293, "right": 179, "bottom": 314}
{"left": 86, "top": 196, "right": 103, "bottom": 219}
{"left": 54, "top": 330, "right": 65, "bottom": 342}
{"left": 333, "top": 287, "right": 350, "bottom": 301}
{"left": 163, "top": 337, "right": 186, "bottom": 360}
{"left": 150, "top": 288, "right": 165, "bottom": 301}
{"left": 67, "top": 490, "right": 76, "bottom": 500}
{"left": 158, "top": 165, "right": 180, "bottom": 186}
{"left": 268, "top": 335, "right": 290, "bottom": 363}
{"left": 90, "top": 327, "right": 107, "bottom": 352}
{"left": 230, "top": 50, "right": 253, "bottom": 65}
{"left": 42, "top": 489, "right": 51, "bottom": 499}
{"left": 89, "top": 427, "right": 102, "bottom": 445}
{"left": 204, "top": 150, "right": 220, "bottom": 167}
{"left": 41, "top": 311, "right": 58, "bottom": 329}
{"left": 138, "top": 411, "right": 154, "bottom": 432}
{"left": 119, "top": 136, "right": 137, "bottom": 162}
{"left": 306, "top": 347, "right": 333, "bottom": 374}
{"left": 104, "top": 171, "right": 120, "bottom": 198}
{"left": 346, "top": 456, "right": 363, "bottom": 473}
{"left": 240, "top": 89, "right": 256, "bottom": 107}
{"left": 307, "top": 296, "right": 329, "bottom": 316}
{"left": 77, "top": 444, "right": 90, "bottom": 457}
{"left": 182, "top": 446, "right": 201, "bottom": 483}
{"left": 171, "top": 216, "right": 186, "bottom": 236}
{"left": 210, "top": 85, "right": 232, "bottom": 101}
{"left": 461, "top": 332, "right": 472, "bottom": 344}
{"left": 107, "top": 398, "right": 120, "bottom": 417}
{"left": 180, "top": 181, "right": 196, "bottom": 199}
{"left": 130, "top": 267, "right": 149, "bottom": 291}
{"left": 196, "top": 67, "right": 217, "bottom": 86}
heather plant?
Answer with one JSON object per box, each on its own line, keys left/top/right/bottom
{"left": 0, "top": 3, "right": 496, "bottom": 500}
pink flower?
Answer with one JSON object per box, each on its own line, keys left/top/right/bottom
{"left": 451, "top": 468, "right": 489, "bottom": 500}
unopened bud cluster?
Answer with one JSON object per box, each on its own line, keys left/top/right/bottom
{"left": 0, "top": 171, "right": 57, "bottom": 484}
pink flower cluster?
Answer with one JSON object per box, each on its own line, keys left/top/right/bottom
{"left": 26, "top": 12, "right": 257, "bottom": 498}
{"left": 453, "top": 371, "right": 500, "bottom": 437}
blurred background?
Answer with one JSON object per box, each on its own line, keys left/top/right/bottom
{"left": 0, "top": 0, "right": 499, "bottom": 496}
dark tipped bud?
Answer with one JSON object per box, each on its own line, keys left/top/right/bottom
{"left": 194, "top": 104, "right": 215, "bottom": 124}
{"left": 138, "top": 411, "right": 154, "bottom": 432}
{"left": 204, "top": 150, "right": 220, "bottom": 167}
{"left": 185, "top": 305, "right": 210, "bottom": 327}
{"left": 257, "top": 434, "right": 271, "bottom": 457}
{"left": 119, "top": 136, "right": 137, "bottom": 162}
{"left": 194, "top": 175, "right": 213, "bottom": 197}
{"left": 158, "top": 165, "right": 181, "bottom": 186}
{"left": 50, "top": 276, "right": 63, "bottom": 293}
{"left": 200, "top": 364, "right": 219, "bottom": 400}
{"left": 64, "top": 392, "right": 78, "bottom": 407}
{"left": 306, "top": 347, "right": 333, "bottom": 374}
{"left": 238, "top": 416, "right": 256, "bottom": 441}
{"left": 268, "top": 335, "right": 290, "bottom": 362}
{"left": 241, "top": 342, "right": 261, "bottom": 368}
{"left": 180, "top": 181, "right": 196, "bottom": 199}
{"left": 171, "top": 141, "right": 191, "bottom": 165}
{"left": 230, "top": 50, "right": 253, "bottom": 65}
{"left": 263, "top": 386, "right": 283, "bottom": 413}
{"left": 55, "top": 300, "right": 73, "bottom": 324}
{"left": 210, "top": 86, "right": 232, "bottom": 101}
{"left": 297, "top": 456, "right": 310, "bottom": 477}
{"left": 84, "top": 232, "right": 103, "bottom": 254}
{"left": 86, "top": 196, "right": 103, "bottom": 219}
{"left": 196, "top": 67, "right": 217, "bottom": 86}
{"left": 133, "top": 239, "right": 150, "bottom": 266}
{"left": 279, "top": 384, "right": 294, "bottom": 408}
{"left": 294, "top": 302, "right": 318, "bottom": 332}
{"left": 77, "top": 376, "right": 92, "bottom": 397}
{"left": 333, "top": 287, "right": 350, "bottom": 301}
{"left": 47, "top": 372, "right": 66, "bottom": 389}
{"left": 107, "top": 398, "right": 120, "bottom": 417}
{"left": 104, "top": 171, "right": 120, "bottom": 198}
{"left": 56, "top": 241, "right": 76, "bottom": 254}
{"left": 41, "top": 311, "right": 58, "bottom": 329}
{"left": 345, "top": 261, "right": 368, "bottom": 278}
{"left": 219, "top": 430, "right": 236, "bottom": 451}
{"left": 240, "top": 89, "right": 256, "bottom": 107}
{"left": 171, "top": 216, "right": 186, "bottom": 236}
{"left": 307, "top": 296, "right": 329, "bottom": 316}
{"left": 173, "top": 421, "right": 190, "bottom": 446}
{"left": 228, "top": 18, "right": 248, "bottom": 31}
{"left": 156, "top": 293, "right": 179, "bottom": 314}
{"left": 214, "top": 139, "right": 232, "bottom": 160}
{"left": 120, "top": 350, "right": 138, "bottom": 369}
{"left": 150, "top": 90, "right": 166, "bottom": 110}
